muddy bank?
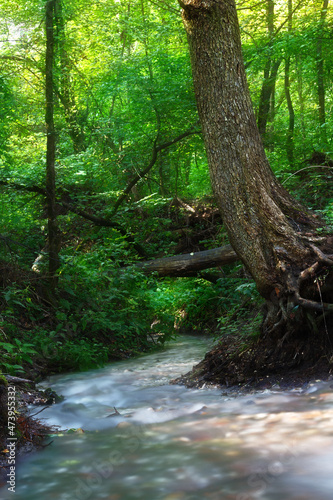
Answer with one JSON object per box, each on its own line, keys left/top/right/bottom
{"left": 0, "top": 377, "right": 60, "bottom": 487}
{"left": 173, "top": 332, "right": 333, "bottom": 392}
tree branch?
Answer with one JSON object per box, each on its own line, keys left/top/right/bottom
{"left": 0, "top": 179, "right": 147, "bottom": 257}
{"left": 111, "top": 123, "right": 201, "bottom": 216}
{"left": 60, "top": 202, "right": 147, "bottom": 257}
{"left": 295, "top": 292, "right": 333, "bottom": 312}
{"left": 0, "top": 179, "right": 46, "bottom": 196}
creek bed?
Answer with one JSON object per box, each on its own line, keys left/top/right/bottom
{"left": 1, "top": 335, "right": 333, "bottom": 500}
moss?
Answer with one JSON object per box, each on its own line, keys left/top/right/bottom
{"left": 0, "top": 375, "right": 8, "bottom": 387}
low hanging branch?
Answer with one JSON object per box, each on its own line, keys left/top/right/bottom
{"left": 111, "top": 123, "right": 201, "bottom": 216}
{"left": 60, "top": 201, "right": 147, "bottom": 257}
{"left": 0, "top": 180, "right": 46, "bottom": 196}
{"left": 0, "top": 180, "right": 147, "bottom": 257}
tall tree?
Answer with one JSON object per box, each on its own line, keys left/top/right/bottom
{"left": 257, "top": 0, "right": 281, "bottom": 144}
{"left": 54, "top": 0, "right": 86, "bottom": 153}
{"left": 45, "top": 0, "right": 60, "bottom": 285}
{"left": 285, "top": 0, "right": 295, "bottom": 167}
{"left": 316, "top": 0, "right": 329, "bottom": 146}
{"left": 179, "top": 0, "right": 333, "bottom": 370}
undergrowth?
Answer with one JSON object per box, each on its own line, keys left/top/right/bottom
{"left": 0, "top": 186, "right": 330, "bottom": 380}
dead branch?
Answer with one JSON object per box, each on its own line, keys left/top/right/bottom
{"left": 136, "top": 244, "right": 239, "bottom": 277}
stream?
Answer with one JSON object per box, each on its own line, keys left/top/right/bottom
{"left": 2, "top": 335, "right": 333, "bottom": 500}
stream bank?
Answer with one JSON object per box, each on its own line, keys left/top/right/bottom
{"left": 2, "top": 329, "right": 333, "bottom": 493}
{"left": 174, "top": 331, "right": 333, "bottom": 391}
{"left": 0, "top": 376, "right": 64, "bottom": 486}
{"left": 1, "top": 335, "right": 333, "bottom": 500}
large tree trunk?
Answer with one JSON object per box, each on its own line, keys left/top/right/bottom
{"left": 179, "top": 0, "right": 333, "bottom": 376}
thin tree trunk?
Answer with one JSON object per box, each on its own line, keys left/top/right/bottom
{"left": 54, "top": 0, "right": 86, "bottom": 153}
{"left": 285, "top": 0, "right": 295, "bottom": 168}
{"left": 45, "top": 0, "right": 60, "bottom": 286}
{"left": 257, "top": 59, "right": 281, "bottom": 143}
{"left": 316, "top": 0, "right": 329, "bottom": 145}
{"left": 295, "top": 54, "right": 306, "bottom": 140}
{"left": 257, "top": 1, "right": 281, "bottom": 145}
{"left": 285, "top": 56, "right": 295, "bottom": 167}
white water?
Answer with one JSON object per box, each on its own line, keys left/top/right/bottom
{"left": 2, "top": 335, "right": 333, "bottom": 500}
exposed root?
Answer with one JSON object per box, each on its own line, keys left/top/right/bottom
{"left": 294, "top": 292, "right": 333, "bottom": 312}
{"left": 293, "top": 246, "right": 333, "bottom": 312}
{"left": 300, "top": 234, "right": 327, "bottom": 241}
{"left": 298, "top": 261, "right": 320, "bottom": 284}
{"left": 309, "top": 244, "right": 333, "bottom": 265}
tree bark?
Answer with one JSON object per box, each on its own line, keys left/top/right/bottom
{"left": 137, "top": 244, "right": 238, "bottom": 277}
{"left": 179, "top": 0, "right": 332, "bottom": 342}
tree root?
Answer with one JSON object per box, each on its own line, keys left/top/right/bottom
{"left": 262, "top": 244, "right": 333, "bottom": 341}
{"left": 293, "top": 245, "right": 333, "bottom": 312}
{"left": 309, "top": 244, "right": 333, "bottom": 265}
{"left": 294, "top": 292, "right": 333, "bottom": 312}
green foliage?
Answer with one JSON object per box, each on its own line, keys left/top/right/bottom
{"left": 0, "top": 0, "right": 332, "bottom": 381}
{"left": 36, "top": 333, "right": 109, "bottom": 372}
{"left": 152, "top": 270, "right": 264, "bottom": 337}
{"left": 0, "top": 337, "right": 37, "bottom": 375}
{"left": 0, "top": 231, "right": 176, "bottom": 375}
{"left": 0, "top": 76, "right": 14, "bottom": 160}
{"left": 57, "top": 239, "right": 175, "bottom": 347}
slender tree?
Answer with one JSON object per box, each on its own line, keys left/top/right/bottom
{"left": 316, "top": 0, "right": 329, "bottom": 146}
{"left": 285, "top": 0, "right": 295, "bottom": 167}
{"left": 54, "top": 0, "right": 86, "bottom": 153}
{"left": 257, "top": 0, "right": 281, "bottom": 144}
{"left": 45, "top": 0, "right": 60, "bottom": 286}
{"left": 179, "top": 0, "right": 333, "bottom": 372}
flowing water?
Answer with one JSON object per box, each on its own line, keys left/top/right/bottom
{"left": 2, "top": 335, "right": 333, "bottom": 500}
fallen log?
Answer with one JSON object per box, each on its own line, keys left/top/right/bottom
{"left": 137, "top": 244, "right": 239, "bottom": 277}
